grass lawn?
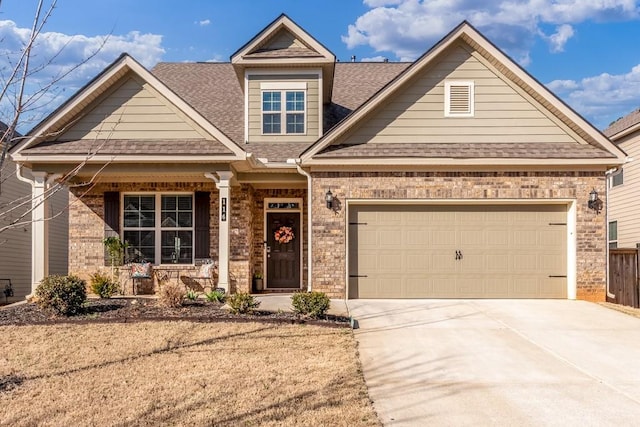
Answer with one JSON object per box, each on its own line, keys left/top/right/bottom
{"left": 0, "top": 321, "right": 379, "bottom": 426}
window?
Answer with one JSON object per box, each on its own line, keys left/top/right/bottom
{"left": 609, "top": 221, "right": 618, "bottom": 249}
{"left": 123, "top": 194, "right": 193, "bottom": 264}
{"left": 611, "top": 169, "right": 623, "bottom": 187}
{"left": 262, "top": 90, "right": 305, "bottom": 134}
{"left": 445, "top": 81, "right": 474, "bottom": 117}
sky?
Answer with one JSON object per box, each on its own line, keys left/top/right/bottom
{"left": 1, "top": 0, "right": 640, "bottom": 132}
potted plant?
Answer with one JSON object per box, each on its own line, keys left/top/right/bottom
{"left": 253, "top": 272, "right": 264, "bottom": 291}
{"left": 103, "top": 236, "right": 128, "bottom": 284}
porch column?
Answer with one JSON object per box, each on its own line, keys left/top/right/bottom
{"left": 216, "top": 171, "right": 234, "bottom": 292}
{"left": 31, "top": 171, "right": 49, "bottom": 295}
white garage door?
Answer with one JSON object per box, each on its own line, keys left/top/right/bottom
{"left": 348, "top": 204, "right": 567, "bottom": 299}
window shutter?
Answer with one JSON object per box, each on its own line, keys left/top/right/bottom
{"left": 103, "top": 192, "right": 120, "bottom": 265}
{"left": 194, "top": 191, "right": 210, "bottom": 259}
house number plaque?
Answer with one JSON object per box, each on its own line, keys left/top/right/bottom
{"left": 221, "top": 198, "right": 227, "bottom": 221}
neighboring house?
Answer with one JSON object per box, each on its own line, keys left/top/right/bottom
{"left": 10, "top": 16, "right": 626, "bottom": 301}
{"left": 0, "top": 123, "right": 68, "bottom": 302}
{"left": 604, "top": 108, "right": 640, "bottom": 249}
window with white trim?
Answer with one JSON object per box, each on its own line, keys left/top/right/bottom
{"left": 262, "top": 90, "right": 306, "bottom": 134}
{"left": 123, "top": 194, "right": 194, "bottom": 264}
{"left": 445, "top": 81, "right": 474, "bottom": 117}
{"left": 609, "top": 220, "right": 618, "bottom": 249}
{"left": 611, "top": 169, "right": 623, "bottom": 187}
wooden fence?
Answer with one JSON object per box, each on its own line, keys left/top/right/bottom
{"left": 608, "top": 248, "right": 639, "bottom": 308}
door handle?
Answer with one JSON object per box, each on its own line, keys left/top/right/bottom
{"left": 455, "top": 250, "right": 463, "bottom": 260}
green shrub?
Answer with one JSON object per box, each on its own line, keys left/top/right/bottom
{"left": 227, "top": 292, "right": 260, "bottom": 314}
{"left": 35, "top": 275, "right": 87, "bottom": 316}
{"left": 291, "top": 291, "right": 331, "bottom": 318}
{"left": 158, "top": 281, "right": 184, "bottom": 308}
{"left": 185, "top": 289, "right": 199, "bottom": 301}
{"left": 204, "top": 289, "right": 225, "bottom": 303}
{"left": 89, "top": 271, "right": 120, "bottom": 298}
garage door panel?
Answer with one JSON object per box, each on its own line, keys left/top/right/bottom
{"left": 348, "top": 204, "right": 568, "bottom": 299}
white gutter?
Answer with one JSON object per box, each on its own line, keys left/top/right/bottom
{"left": 293, "top": 160, "right": 313, "bottom": 292}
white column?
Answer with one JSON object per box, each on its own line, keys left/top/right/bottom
{"left": 31, "top": 171, "right": 49, "bottom": 295}
{"left": 216, "top": 171, "right": 234, "bottom": 292}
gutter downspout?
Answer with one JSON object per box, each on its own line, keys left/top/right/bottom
{"left": 295, "top": 161, "right": 312, "bottom": 292}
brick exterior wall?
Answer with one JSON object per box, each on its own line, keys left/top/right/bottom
{"left": 68, "top": 182, "right": 309, "bottom": 295}
{"left": 310, "top": 171, "right": 607, "bottom": 300}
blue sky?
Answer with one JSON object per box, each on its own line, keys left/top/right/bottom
{"left": 2, "top": 0, "right": 640, "bottom": 131}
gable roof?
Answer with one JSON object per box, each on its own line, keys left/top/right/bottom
{"left": 300, "top": 21, "right": 627, "bottom": 166}
{"left": 12, "top": 54, "right": 246, "bottom": 163}
{"left": 604, "top": 108, "right": 640, "bottom": 140}
{"left": 231, "top": 14, "right": 336, "bottom": 104}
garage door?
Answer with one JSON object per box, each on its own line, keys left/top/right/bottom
{"left": 348, "top": 204, "right": 567, "bottom": 299}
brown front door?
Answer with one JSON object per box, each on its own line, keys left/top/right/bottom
{"left": 266, "top": 212, "right": 301, "bottom": 288}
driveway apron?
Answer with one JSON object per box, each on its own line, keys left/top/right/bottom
{"left": 348, "top": 299, "right": 640, "bottom": 426}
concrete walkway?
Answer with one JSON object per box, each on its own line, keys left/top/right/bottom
{"left": 255, "top": 293, "right": 349, "bottom": 317}
{"left": 348, "top": 299, "right": 640, "bottom": 426}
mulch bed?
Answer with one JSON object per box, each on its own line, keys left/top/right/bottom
{"left": 0, "top": 298, "right": 351, "bottom": 328}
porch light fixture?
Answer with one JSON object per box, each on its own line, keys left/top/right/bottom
{"left": 325, "top": 189, "right": 334, "bottom": 209}
{"left": 588, "top": 188, "right": 603, "bottom": 214}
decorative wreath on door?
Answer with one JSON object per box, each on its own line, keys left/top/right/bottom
{"left": 274, "top": 226, "right": 295, "bottom": 244}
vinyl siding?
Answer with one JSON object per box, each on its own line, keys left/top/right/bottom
{"left": 247, "top": 74, "right": 319, "bottom": 143}
{"left": 608, "top": 133, "right": 640, "bottom": 248}
{"left": 339, "top": 44, "right": 579, "bottom": 145}
{"left": 58, "top": 74, "right": 211, "bottom": 141}
{"left": 0, "top": 158, "right": 68, "bottom": 301}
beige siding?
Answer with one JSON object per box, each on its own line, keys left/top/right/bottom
{"left": 263, "top": 30, "right": 302, "bottom": 50}
{"left": 59, "top": 75, "right": 211, "bottom": 141}
{"left": 0, "top": 159, "right": 68, "bottom": 301}
{"left": 339, "top": 44, "right": 579, "bottom": 145}
{"left": 608, "top": 133, "right": 640, "bottom": 248}
{"left": 247, "top": 74, "right": 319, "bottom": 143}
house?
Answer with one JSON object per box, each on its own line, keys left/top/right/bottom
{"left": 0, "top": 122, "right": 68, "bottom": 302}
{"left": 604, "top": 108, "right": 640, "bottom": 249}
{"left": 10, "top": 15, "right": 626, "bottom": 301}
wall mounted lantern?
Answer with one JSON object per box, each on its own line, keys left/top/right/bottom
{"left": 588, "top": 188, "right": 603, "bottom": 214}
{"left": 325, "top": 189, "right": 334, "bottom": 209}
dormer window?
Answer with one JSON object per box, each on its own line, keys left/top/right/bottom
{"left": 445, "top": 81, "right": 474, "bottom": 117}
{"left": 261, "top": 82, "right": 306, "bottom": 135}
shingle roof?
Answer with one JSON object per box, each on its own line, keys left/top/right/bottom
{"left": 152, "top": 61, "right": 409, "bottom": 145}
{"left": 603, "top": 108, "right": 640, "bottom": 138}
{"left": 21, "top": 139, "right": 234, "bottom": 156}
{"left": 315, "top": 142, "right": 615, "bottom": 159}
{"left": 245, "top": 47, "right": 324, "bottom": 59}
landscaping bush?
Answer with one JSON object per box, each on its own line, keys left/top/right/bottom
{"left": 291, "top": 291, "right": 331, "bottom": 318}
{"left": 35, "top": 275, "right": 87, "bottom": 316}
{"left": 185, "top": 289, "right": 199, "bottom": 301}
{"left": 158, "top": 281, "right": 184, "bottom": 308}
{"left": 204, "top": 289, "right": 225, "bottom": 303}
{"left": 226, "top": 292, "right": 260, "bottom": 314}
{"left": 89, "top": 271, "right": 120, "bottom": 298}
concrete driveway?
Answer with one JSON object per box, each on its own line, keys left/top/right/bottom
{"left": 347, "top": 299, "right": 640, "bottom": 426}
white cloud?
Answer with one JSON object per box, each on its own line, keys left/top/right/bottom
{"left": 360, "top": 55, "right": 389, "bottom": 62}
{"left": 0, "top": 20, "right": 165, "bottom": 132}
{"left": 545, "top": 24, "right": 575, "bottom": 52}
{"left": 547, "top": 64, "right": 640, "bottom": 129}
{"left": 196, "top": 19, "right": 211, "bottom": 26}
{"left": 343, "top": 0, "right": 640, "bottom": 61}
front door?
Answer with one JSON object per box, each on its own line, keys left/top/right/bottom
{"left": 266, "top": 212, "right": 301, "bottom": 288}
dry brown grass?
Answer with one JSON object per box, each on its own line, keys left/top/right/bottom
{"left": 0, "top": 321, "right": 379, "bottom": 426}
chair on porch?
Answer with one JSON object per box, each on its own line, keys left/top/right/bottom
{"left": 188, "top": 259, "right": 217, "bottom": 293}
{"left": 128, "top": 260, "right": 153, "bottom": 295}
